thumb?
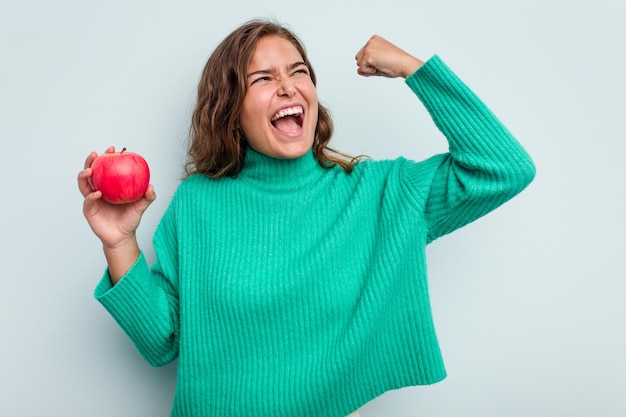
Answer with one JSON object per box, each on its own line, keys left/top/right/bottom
{"left": 133, "top": 184, "right": 157, "bottom": 215}
{"left": 357, "top": 65, "right": 379, "bottom": 77}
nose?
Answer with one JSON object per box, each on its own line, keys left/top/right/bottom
{"left": 278, "top": 78, "right": 296, "bottom": 98}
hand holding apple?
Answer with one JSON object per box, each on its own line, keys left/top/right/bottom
{"left": 90, "top": 147, "right": 150, "bottom": 204}
{"left": 78, "top": 146, "right": 156, "bottom": 282}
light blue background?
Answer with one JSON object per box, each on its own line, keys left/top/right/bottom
{"left": 1, "top": 0, "right": 625, "bottom": 416}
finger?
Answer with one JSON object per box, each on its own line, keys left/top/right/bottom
{"left": 82, "top": 189, "right": 102, "bottom": 213}
{"left": 357, "top": 65, "right": 378, "bottom": 77}
{"left": 144, "top": 184, "right": 157, "bottom": 203}
{"left": 77, "top": 167, "right": 95, "bottom": 197}
{"left": 355, "top": 42, "right": 379, "bottom": 77}
{"left": 83, "top": 151, "right": 98, "bottom": 170}
{"left": 354, "top": 45, "right": 365, "bottom": 63}
{"left": 355, "top": 41, "right": 375, "bottom": 70}
{"left": 133, "top": 185, "right": 157, "bottom": 215}
{"left": 104, "top": 146, "right": 115, "bottom": 154}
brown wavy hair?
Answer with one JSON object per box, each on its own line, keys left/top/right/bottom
{"left": 185, "top": 19, "right": 362, "bottom": 178}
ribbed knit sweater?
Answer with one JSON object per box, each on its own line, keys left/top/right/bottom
{"left": 95, "top": 55, "right": 535, "bottom": 417}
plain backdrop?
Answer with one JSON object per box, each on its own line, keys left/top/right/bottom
{"left": 1, "top": 0, "right": 625, "bottom": 416}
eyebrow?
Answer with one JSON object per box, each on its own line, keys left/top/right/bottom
{"left": 246, "top": 61, "right": 308, "bottom": 79}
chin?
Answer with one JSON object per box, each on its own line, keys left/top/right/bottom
{"left": 270, "top": 140, "right": 313, "bottom": 159}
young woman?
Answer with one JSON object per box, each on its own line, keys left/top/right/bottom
{"left": 78, "top": 19, "right": 535, "bottom": 417}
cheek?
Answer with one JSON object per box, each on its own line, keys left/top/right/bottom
{"left": 310, "top": 107, "right": 319, "bottom": 130}
{"left": 240, "top": 99, "right": 262, "bottom": 134}
{"left": 304, "top": 81, "right": 318, "bottom": 101}
{"left": 301, "top": 84, "right": 319, "bottom": 127}
{"left": 308, "top": 93, "right": 319, "bottom": 128}
{"left": 245, "top": 88, "right": 275, "bottom": 117}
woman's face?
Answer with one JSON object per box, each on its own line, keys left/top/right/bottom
{"left": 239, "top": 35, "right": 318, "bottom": 159}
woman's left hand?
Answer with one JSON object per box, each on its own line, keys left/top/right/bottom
{"left": 355, "top": 35, "right": 424, "bottom": 79}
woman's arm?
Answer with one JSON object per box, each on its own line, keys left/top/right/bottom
{"left": 354, "top": 35, "right": 535, "bottom": 241}
{"left": 79, "top": 148, "right": 179, "bottom": 366}
{"left": 403, "top": 55, "right": 536, "bottom": 241}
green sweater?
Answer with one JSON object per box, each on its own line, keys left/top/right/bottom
{"left": 95, "top": 55, "right": 535, "bottom": 417}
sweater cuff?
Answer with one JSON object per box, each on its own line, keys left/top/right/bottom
{"left": 94, "top": 251, "right": 148, "bottom": 301}
{"left": 404, "top": 54, "right": 464, "bottom": 96}
{"left": 405, "top": 55, "right": 443, "bottom": 85}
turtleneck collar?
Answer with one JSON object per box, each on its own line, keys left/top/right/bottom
{"left": 237, "top": 147, "right": 326, "bottom": 192}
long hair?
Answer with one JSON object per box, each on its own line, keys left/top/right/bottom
{"left": 185, "top": 19, "right": 362, "bottom": 178}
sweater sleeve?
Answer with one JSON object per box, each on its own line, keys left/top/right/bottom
{"left": 94, "top": 198, "right": 180, "bottom": 367}
{"left": 401, "top": 55, "right": 536, "bottom": 242}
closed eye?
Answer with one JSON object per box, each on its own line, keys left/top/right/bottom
{"left": 291, "top": 64, "right": 310, "bottom": 77}
{"left": 247, "top": 63, "right": 309, "bottom": 85}
{"left": 250, "top": 76, "right": 271, "bottom": 85}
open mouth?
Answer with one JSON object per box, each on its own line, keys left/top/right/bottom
{"left": 271, "top": 105, "right": 304, "bottom": 133}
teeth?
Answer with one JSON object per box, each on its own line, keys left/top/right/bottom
{"left": 271, "top": 106, "right": 303, "bottom": 122}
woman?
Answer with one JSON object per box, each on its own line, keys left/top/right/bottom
{"left": 78, "top": 19, "right": 535, "bottom": 417}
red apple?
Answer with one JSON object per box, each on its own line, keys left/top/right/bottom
{"left": 91, "top": 148, "right": 150, "bottom": 204}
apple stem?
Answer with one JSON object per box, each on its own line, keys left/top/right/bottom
{"left": 121, "top": 147, "right": 127, "bottom": 154}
